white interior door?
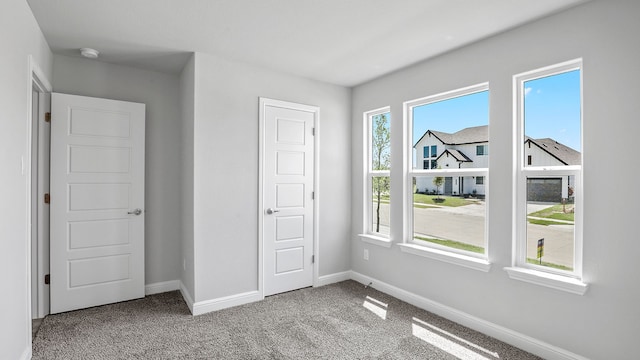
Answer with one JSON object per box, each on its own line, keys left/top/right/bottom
{"left": 262, "top": 99, "right": 316, "bottom": 297}
{"left": 50, "top": 93, "right": 145, "bottom": 314}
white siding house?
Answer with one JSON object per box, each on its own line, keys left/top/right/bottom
{"left": 414, "top": 125, "right": 580, "bottom": 201}
{"left": 414, "top": 125, "right": 489, "bottom": 196}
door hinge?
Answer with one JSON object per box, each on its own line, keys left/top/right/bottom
{"left": 44, "top": 112, "right": 51, "bottom": 122}
{"left": 312, "top": 127, "right": 315, "bottom": 136}
{"left": 312, "top": 191, "right": 315, "bottom": 200}
{"left": 44, "top": 274, "right": 50, "bottom": 285}
{"left": 44, "top": 193, "right": 50, "bottom": 204}
{"left": 312, "top": 255, "right": 315, "bottom": 264}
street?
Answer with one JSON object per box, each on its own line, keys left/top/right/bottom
{"left": 373, "top": 201, "right": 574, "bottom": 268}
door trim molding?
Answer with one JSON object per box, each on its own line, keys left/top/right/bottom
{"left": 26, "top": 55, "right": 52, "bottom": 351}
{"left": 258, "top": 97, "right": 320, "bottom": 300}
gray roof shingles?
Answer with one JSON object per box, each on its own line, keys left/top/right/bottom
{"left": 416, "top": 125, "right": 581, "bottom": 165}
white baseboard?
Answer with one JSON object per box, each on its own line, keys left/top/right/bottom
{"left": 192, "top": 291, "right": 261, "bottom": 316}
{"left": 179, "top": 281, "right": 195, "bottom": 314}
{"left": 316, "top": 271, "right": 351, "bottom": 287}
{"left": 350, "top": 271, "right": 587, "bottom": 360}
{"left": 145, "top": 280, "right": 181, "bottom": 295}
{"left": 20, "top": 346, "right": 31, "bottom": 360}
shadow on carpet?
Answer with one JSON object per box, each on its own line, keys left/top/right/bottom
{"left": 32, "top": 280, "right": 541, "bottom": 359}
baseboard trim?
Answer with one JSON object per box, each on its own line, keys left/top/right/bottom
{"left": 20, "top": 346, "right": 31, "bottom": 360}
{"left": 179, "top": 282, "right": 195, "bottom": 314}
{"left": 145, "top": 280, "right": 181, "bottom": 295}
{"left": 316, "top": 271, "right": 351, "bottom": 287}
{"left": 192, "top": 291, "right": 262, "bottom": 316}
{"left": 350, "top": 271, "right": 587, "bottom": 360}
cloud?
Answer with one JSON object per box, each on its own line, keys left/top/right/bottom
{"left": 524, "top": 87, "right": 532, "bottom": 96}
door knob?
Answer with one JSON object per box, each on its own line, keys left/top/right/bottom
{"left": 266, "top": 208, "right": 280, "bottom": 215}
{"left": 128, "top": 208, "right": 142, "bottom": 216}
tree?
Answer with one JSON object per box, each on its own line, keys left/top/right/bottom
{"left": 433, "top": 175, "right": 444, "bottom": 200}
{"left": 372, "top": 114, "right": 390, "bottom": 232}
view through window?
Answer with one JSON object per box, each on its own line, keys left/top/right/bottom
{"left": 368, "top": 111, "right": 391, "bottom": 236}
{"left": 409, "top": 85, "right": 489, "bottom": 255}
{"left": 521, "top": 66, "right": 582, "bottom": 273}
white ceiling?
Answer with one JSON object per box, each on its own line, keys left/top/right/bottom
{"left": 27, "top": 0, "right": 588, "bottom": 87}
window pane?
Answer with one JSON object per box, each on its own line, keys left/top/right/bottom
{"left": 413, "top": 176, "right": 485, "bottom": 254}
{"left": 371, "top": 176, "right": 390, "bottom": 235}
{"left": 423, "top": 146, "right": 429, "bottom": 158}
{"left": 412, "top": 91, "right": 489, "bottom": 170}
{"left": 372, "top": 113, "right": 391, "bottom": 171}
{"left": 524, "top": 70, "right": 581, "bottom": 166}
{"left": 526, "top": 177, "right": 576, "bottom": 271}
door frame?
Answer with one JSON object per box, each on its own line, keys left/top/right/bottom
{"left": 258, "top": 97, "right": 320, "bottom": 299}
{"left": 27, "top": 55, "right": 52, "bottom": 327}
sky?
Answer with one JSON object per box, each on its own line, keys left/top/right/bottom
{"left": 412, "top": 69, "right": 581, "bottom": 152}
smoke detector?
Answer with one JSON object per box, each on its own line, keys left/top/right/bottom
{"left": 80, "top": 48, "right": 99, "bottom": 59}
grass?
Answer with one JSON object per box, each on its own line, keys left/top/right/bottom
{"left": 375, "top": 194, "right": 475, "bottom": 208}
{"left": 528, "top": 204, "right": 574, "bottom": 222}
{"left": 413, "top": 194, "right": 474, "bottom": 207}
{"left": 526, "top": 258, "right": 573, "bottom": 271}
{"left": 414, "top": 236, "right": 484, "bottom": 254}
{"left": 528, "top": 219, "right": 571, "bottom": 226}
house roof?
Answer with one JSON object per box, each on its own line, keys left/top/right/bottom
{"left": 437, "top": 149, "right": 473, "bottom": 163}
{"left": 415, "top": 125, "right": 581, "bottom": 165}
{"left": 525, "top": 138, "right": 581, "bottom": 165}
{"left": 414, "top": 125, "right": 488, "bottom": 147}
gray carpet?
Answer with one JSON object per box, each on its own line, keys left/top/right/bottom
{"left": 32, "top": 281, "right": 541, "bottom": 359}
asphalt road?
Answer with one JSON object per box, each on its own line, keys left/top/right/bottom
{"left": 373, "top": 201, "right": 573, "bottom": 268}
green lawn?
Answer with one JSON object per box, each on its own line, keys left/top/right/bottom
{"left": 413, "top": 194, "right": 474, "bottom": 207}
{"left": 528, "top": 219, "right": 571, "bottom": 226}
{"left": 526, "top": 258, "right": 573, "bottom": 271}
{"left": 528, "top": 204, "right": 574, "bottom": 221}
{"left": 375, "top": 194, "right": 474, "bottom": 208}
{"left": 414, "top": 236, "right": 484, "bottom": 254}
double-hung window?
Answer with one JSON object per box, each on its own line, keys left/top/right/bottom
{"left": 402, "top": 84, "right": 490, "bottom": 269}
{"left": 362, "top": 107, "right": 391, "bottom": 242}
{"left": 508, "top": 59, "right": 587, "bottom": 294}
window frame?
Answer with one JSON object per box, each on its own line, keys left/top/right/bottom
{"left": 402, "top": 83, "right": 490, "bottom": 268}
{"left": 359, "top": 106, "right": 392, "bottom": 247}
{"left": 509, "top": 59, "right": 587, "bottom": 293}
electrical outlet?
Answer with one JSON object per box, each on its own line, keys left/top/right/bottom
{"left": 363, "top": 249, "right": 369, "bottom": 261}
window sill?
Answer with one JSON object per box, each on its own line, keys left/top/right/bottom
{"left": 504, "top": 267, "right": 588, "bottom": 295}
{"left": 358, "top": 234, "right": 392, "bottom": 248}
{"left": 397, "top": 243, "right": 491, "bottom": 272}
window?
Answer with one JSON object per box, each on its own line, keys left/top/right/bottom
{"left": 510, "top": 59, "right": 585, "bottom": 291}
{"left": 476, "top": 145, "right": 488, "bottom": 156}
{"left": 405, "top": 83, "right": 489, "bottom": 262}
{"left": 475, "top": 176, "right": 484, "bottom": 185}
{"left": 423, "top": 160, "right": 429, "bottom": 170}
{"left": 362, "top": 107, "right": 391, "bottom": 241}
{"left": 423, "top": 146, "right": 429, "bottom": 158}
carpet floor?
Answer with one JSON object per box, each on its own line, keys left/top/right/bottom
{"left": 32, "top": 281, "right": 541, "bottom": 359}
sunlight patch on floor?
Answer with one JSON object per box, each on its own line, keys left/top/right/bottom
{"left": 412, "top": 317, "right": 500, "bottom": 359}
{"left": 363, "top": 296, "right": 388, "bottom": 319}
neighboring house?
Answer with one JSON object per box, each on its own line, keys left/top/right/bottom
{"left": 414, "top": 125, "right": 580, "bottom": 201}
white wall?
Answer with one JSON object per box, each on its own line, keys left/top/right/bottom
{"left": 52, "top": 55, "right": 183, "bottom": 286}
{"left": 179, "top": 54, "right": 196, "bottom": 300}
{"left": 0, "top": 1, "right": 52, "bottom": 358}
{"left": 191, "top": 53, "right": 352, "bottom": 302}
{"left": 351, "top": 1, "right": 640, "bottom": 359}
